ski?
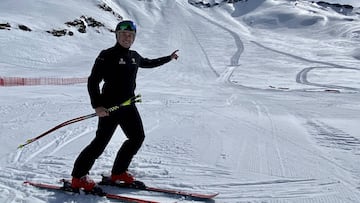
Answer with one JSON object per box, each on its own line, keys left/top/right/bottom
{"left": 24, "top": 180, "right": 159, "bottom": 203}
{"left": 99, "top": 175, "right": 218, "bottom": 200}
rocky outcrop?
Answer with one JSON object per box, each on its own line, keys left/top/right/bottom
{"left": 188, "top": 0, "right": 245, "bottom": 8}
{"left": 64, "top": 16, "right": 104, "bottom": 34}
{"left": 98, "top": 3, "right": 123, "bottom": 21}
{"left": 0, "top": 23, "right": 11, "bottom": 30}
{"left": 2, "top": 1, "right": 123, "bottom": 37}
{"left": 46, "top": 29, "right": 73, "bottom": 37}
{"left": 316, "top": 1, "right": 353, "bottom": 15}
{"left": 18, "top": 24, "right": 31, "bottom": 31}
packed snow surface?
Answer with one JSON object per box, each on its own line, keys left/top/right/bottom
{"left": 0, "top": 0, "right": 360, "bottom": 202}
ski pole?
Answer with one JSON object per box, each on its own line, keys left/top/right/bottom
{"left": 18, "top": 94, "right": 141, "bottom": 149}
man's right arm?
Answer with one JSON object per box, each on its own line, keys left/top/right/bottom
{"left": 88, "top": 53, "right": 105, "bottom": 110}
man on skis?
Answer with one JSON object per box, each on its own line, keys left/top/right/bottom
{"left": 70, "top": 20, "right": 179, "bottom": 191}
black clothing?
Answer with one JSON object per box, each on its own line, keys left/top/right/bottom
{"left": 72, "top": 44, "right": 172, "bottom": 178}
{"left": 71, "top": 106, "right": 144, "bottom": 177}
{"left": 88, "top": 43, "right": 172, "bottom": 109}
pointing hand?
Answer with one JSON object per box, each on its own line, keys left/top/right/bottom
{"left": 171, "top": 50, "right": 179, "bottom": 60}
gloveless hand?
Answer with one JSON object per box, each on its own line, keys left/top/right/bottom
{"left": 95, "top": 107, "right": 109, "bottom": 117}
{"left": 171, "top": 50, "right": 179, "bottom": 60}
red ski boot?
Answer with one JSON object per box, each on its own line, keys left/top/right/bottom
{"left": 71, "top": 175, "right": 96, "bottom": 191}
{"left": 111, "top": 171, "right": 135, "bottom": 184}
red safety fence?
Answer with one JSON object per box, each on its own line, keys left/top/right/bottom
{"left": 0, "top": 76, "right": 87, "bottom": 87}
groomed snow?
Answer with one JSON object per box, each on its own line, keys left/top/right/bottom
{"left": 0, "top": 0, "right": 360, "bottom": 202}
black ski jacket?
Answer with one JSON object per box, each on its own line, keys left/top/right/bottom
{"left": 88, "top": 43, "right": 172, "bottom": 108}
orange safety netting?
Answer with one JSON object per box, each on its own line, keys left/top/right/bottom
{"left": 0, "top": 77, "right": 87, "bottom": 87}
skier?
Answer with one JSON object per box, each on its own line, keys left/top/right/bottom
{"left": 71, "top": 20, "right": 179, "bottom": 191}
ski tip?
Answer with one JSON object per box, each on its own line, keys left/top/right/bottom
{"left": 191, "top": 192, "right": 219, "bottom": 199}
{"left": 23, "top": 181, "right": 36, "bottom": 186}
{"left": 209, "top": 192, "right": 219, "bottom": 198}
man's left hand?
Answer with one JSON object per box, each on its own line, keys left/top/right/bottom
{"left": 171, "top": 50, "right": 179, "bottom": 60}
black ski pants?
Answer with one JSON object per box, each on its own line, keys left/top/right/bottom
{"left": 71, "top": 105, "right": 145, "bottom": 178}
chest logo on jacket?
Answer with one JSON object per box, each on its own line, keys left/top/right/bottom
{"left": 118, "top": 58, "right": 137, "bottom": 65}
{"left": 119, "top": 58, "right": 126, "bottom": 65}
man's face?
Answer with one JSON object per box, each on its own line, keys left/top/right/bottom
{"left": 116, "top": 31, "right": 135, "bottom": 48}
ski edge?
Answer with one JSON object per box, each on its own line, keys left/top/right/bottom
{"left": 145, "top": 186, "right": 219, "bottom": 199}
{"left": 99, "top": 176, "right": 218, "bottom": 200}
{"left": 23, "top": 181, "right": 160, "bottom": 203}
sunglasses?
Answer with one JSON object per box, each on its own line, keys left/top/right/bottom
{"left": 116, "top": 21, "right": 136, "bottom": 32}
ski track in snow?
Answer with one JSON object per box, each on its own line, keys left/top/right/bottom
{"left": 197, "top": 17, "right": 360, "bottom": 199}
{"left": 184, "top": 7, "right": 360, "bottom": 201}
{"left": 184, "top": 4, "right": 244, "bottom": 83}
{"left": 297, "top": 66, "right": 360, "bottom": 91}
{"left": 251, "top": 41, "right": 360, "bottom": 92}
{"left": 12, "top": 122, "right": 95, "bottom": 164}
{"left": 307, "top": 120, "right": 360, "bottom": 152}
{"left": 1, "top": 0, "right": 360, "bottom": 202}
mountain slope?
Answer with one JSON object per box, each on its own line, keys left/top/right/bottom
{"left": 0, "top": 0, "right": 360, "bottom": 202}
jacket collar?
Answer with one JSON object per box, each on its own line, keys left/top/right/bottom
{"left": 114, "top": 43, "right": 130, "bottom": 53}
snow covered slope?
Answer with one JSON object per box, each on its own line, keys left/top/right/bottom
{"left": 0, "top": 0, "right": 360, "bottom": 202}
